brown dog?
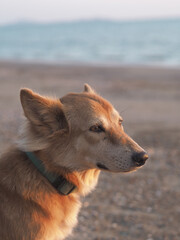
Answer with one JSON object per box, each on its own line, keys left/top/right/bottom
{"left": 0, "top": 84, "right": 148, "bottom": 240}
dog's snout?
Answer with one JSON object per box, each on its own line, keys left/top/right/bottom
{"left": 132, "top": 152, "right": 148, "bottom": 166}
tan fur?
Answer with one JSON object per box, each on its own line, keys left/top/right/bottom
{"left": 0, "top": 84, "right": 147, "bottom": 240}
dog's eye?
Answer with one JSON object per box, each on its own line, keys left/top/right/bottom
{"left": 89, "top": 125, "right": 105, "bottom": 133}
{"left": 119, "top": 119, "right": 123, "bottom": 126}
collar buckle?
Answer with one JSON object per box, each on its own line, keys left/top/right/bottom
{"left": 52, "top": 175, "right": 76, "bottom": 195}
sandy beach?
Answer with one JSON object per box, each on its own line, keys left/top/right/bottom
{"left": 0, "top": 61, "right": 180, "bottom": 240}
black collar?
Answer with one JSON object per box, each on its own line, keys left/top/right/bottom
{"left": 24, "top": 151, "right": 77, "bottom": 195}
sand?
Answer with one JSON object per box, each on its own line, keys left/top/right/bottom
{"left": 0, "top": 61, "right": 180, "bottom": 240}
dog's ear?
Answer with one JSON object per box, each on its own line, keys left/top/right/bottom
{"left": 20, "top": 88, "right": 68, "bottom": 133}
{"left": 84, "top": 83, "right": 95, "bottom": 94}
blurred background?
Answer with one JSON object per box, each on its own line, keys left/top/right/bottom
{"left": 0, "top": 1, "right": 180, "bottom": 239}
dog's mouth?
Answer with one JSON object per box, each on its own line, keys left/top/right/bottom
{"left": 96, "top": 163, "right": 109, "bottom": 170}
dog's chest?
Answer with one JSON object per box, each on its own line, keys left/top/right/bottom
{"left": 38, "top": 194, "right": 81, "bottom": 240}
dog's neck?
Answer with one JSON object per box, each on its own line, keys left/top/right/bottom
{"left": 24, "top": 151, "right": 77, "bottom": 195}
{"left": 25, "top": 150, "right": 100, "bottom": 197}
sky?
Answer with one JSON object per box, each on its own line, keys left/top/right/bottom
{"left": 1, "top": 0, "right": 180, "bottom": 24}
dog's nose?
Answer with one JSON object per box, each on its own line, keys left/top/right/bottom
{"left": 132, "top": 152, "right": 148, "bottom": 166}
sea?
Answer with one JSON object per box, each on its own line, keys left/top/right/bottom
{"left": 0, "top": 18, "right": 180, "bottom": 66}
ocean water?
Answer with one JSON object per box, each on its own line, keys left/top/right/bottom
{"left": 0, "top": 19, "right": 180, "bottom": 66}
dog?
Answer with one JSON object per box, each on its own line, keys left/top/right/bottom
{"left": 0, "top": 84, "right": 148, "bottom": 240}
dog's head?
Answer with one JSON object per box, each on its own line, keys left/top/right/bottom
{"left": 19, "top": 84, "right": 148, "bottom": 173}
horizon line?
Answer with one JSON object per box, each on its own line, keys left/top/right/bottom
{"left": 0, "top": 16, "right": 180, "bottom": 26}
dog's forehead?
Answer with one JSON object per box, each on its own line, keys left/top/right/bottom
{"left": 61, "top": 92, "right": 119, "bottom": 125}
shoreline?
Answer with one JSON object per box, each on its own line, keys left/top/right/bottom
{"left": 0, "top": 59, "right": 180, "bottom": 70}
